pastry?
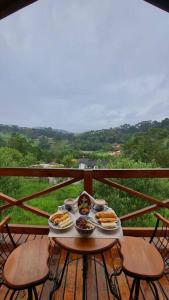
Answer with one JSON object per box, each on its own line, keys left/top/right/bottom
{"left": 100, "top": 222, "right": 117, "bottom": 229}
{"left": 49, "top": 211, "right": 66, "bottom": 222}
{"left": 98, "top": 217, "right": 117, "bottom": 223}
{"left": 59, "top": 218, "right": 73, "bottom": 228}
{"left": 95, "top": 210, "right": 117, "bottom": 219}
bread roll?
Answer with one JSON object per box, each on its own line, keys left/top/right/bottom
{"left": 49, "top": 211, "right": 66, "bottom": 221}
{"left": 59, "top": 213, "right": 69, "bottom": 222}
{"left": 96, "top": 210, "right": 117, "bottom": 219}
{"left": 98, "top": 217, "right": 117, "bottom": 223}
{"left": 59, "top": 218, "right": 73, "bottom": 228}
{"left": 53, "top": 218, "right": 61, "bottom": 225}
{"left": 100, "top": 222, "right": 117, "bottom": 229}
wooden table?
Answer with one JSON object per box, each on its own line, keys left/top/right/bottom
{"left": 50, "top": 237, "right": 119, "bottom": 300}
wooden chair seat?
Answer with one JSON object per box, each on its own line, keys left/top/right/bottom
{"left": 3, "top": 238, "right": 50, "bottom": 289}
{"left": 120, "top": 236, "right": 164, "bottom": 280}
{"left": 119, "top": 236, "right": 164, "bottom": 300}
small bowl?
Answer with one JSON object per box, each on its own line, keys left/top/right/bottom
{"left": 75, "top": 224, "right": 95, "bottom": 235}
{"left": 75, "top": 217, "right": 95, "bottom": 235}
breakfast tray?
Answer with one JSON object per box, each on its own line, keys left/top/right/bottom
{"left": 48, "top": 211, "right": 123, "bottom": 239}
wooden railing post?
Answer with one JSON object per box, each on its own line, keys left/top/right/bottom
{"left": 83, "top": 170, "right": 93, "bottom": 195}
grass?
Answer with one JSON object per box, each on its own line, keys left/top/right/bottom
{"left": 1, "top": 178, "right": 82, "bottom": 225}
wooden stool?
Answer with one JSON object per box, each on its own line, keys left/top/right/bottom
{"left": 120, "top": 236, "right": 164, "bottom": 300}
{"left": 3, "top": 238, "right": 50, "bottom": 300}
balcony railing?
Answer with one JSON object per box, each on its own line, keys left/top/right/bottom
{"left": 0, "top": 167, "right": 169, "bottom": 236}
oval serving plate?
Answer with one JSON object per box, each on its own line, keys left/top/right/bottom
{"left": 48, "top": 212, "right": 75, "bottom": 231}
{"left": 92, "top": 208, "right": 121, "bottom": 231}
{"left": 48, "top": 219, "right": 74, "bottom": 231}
{"left": 96, "top": 218, "right": 121, "bottom": 231}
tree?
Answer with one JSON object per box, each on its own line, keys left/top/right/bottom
{"left": 0, "top": 147, "right": 24, "bottom": 196}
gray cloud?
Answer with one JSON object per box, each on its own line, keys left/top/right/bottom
{"left": 0, "top": 0, "right": 169, "bottom": 132}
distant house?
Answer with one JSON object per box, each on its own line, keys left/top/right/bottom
{"left": 78, "top": 158, "right": 97, "bottom": 169}
{"left": 79, "top": 163, "right": 87, "bottom": 169}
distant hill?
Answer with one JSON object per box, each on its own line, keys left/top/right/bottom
{"left": 0, "top": 124, "right": 73, "bottom": 140}
{"left": 72, "top": 118, "right": 169, "bottom": 151}
{"left": 0, "top": 118, "right": 169, "bottom": 151}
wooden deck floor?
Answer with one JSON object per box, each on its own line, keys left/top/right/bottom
{"left": 1, "top": 233, "right": 169, "bottom": 300}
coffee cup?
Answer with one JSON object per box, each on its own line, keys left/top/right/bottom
{"left": 93, "top": 199, "right": 107, "bottom": 212}
{"left": 64, "top": 198, "right": 77, "bottom": 212}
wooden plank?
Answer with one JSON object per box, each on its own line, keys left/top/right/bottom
{"left": 0, "top": 167, "right": 83, "bottom": 178}
{"left": 7, "top": 224, "right": 49, "bottom": 234}
{"left": 1, "top": 167, "right": 169, "bottom": 179}
{"left": 1, "top": 233, "right": 169, "bottom": 300}
{"left": 6, "top": 224, "right": 166, "bottom": 237}
{"left": 84, "top": 170, "right": 93, "bottom": 195}
{"left": 86, "top": 256, "right": 97, "bottom": 300}
{"left": 74, "top": 257, "right": 83, "bottom": 300}
{"left": 63, "top": 254, "right": 78, "bottom": 300}
{"left": 95, "top": 254, "right": 109, "bottom": 300}
{"left": 94, "top": 168, "right": 169, "bottom": 178}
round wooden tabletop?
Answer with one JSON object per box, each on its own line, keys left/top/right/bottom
{"left": 54, "top": 237, "right": 117, "bottom": 254}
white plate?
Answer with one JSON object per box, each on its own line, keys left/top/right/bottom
{"left": 48, "top": 213, "right": 75, "bottom": 231}
{"left": 96, "top": 219, "right": 121, "bottom": 231}
{"left": 92, "top": 209, "right": 121, "bottom": 231}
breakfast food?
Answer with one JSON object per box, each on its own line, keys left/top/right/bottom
{"left": 100, "top": 222, "right": 117, "bottom": 229}
{"left": 49, "top": 211, "right": 67, "bottom": 222}
{"left": 59, "top": 218, "right": 74, "bottom": 228}
{"left": 78, "top": 193, "right": 91, "bottom": 215}
{"left": 49, "top": 211, "right": 73, "bottom": 229}
{"left": 95, "top": 210, "right": 117, "bottom": 219}
{"left": 98, "top": 218, "right": 117, "bottom": 223}
{"left": 95, "top": 209, "right": 118, "bottom": 229}
{"left": 76, "top": 217, "right": 94, "bottom": 230}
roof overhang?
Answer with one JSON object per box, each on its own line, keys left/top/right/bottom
{"left": 144, "top": 0, "right": 169, "bottom": 12}
{"left": 0, "top": 0, "right": 38, "bottom": 20}
{"left": 0, "top": 0, "right": 168, "bottom": 20}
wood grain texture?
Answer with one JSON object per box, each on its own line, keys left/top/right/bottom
{"left": 53, "top": 237, "right": 117, "bottom": 254}
{"left": 3, "top": 237, "right": 50, "bottom": 288}
{"left": 120, "top": 236, "right": 164, "bottom": 279}
{"left": 1, "top": 233, "right": 169, "bottom": 300}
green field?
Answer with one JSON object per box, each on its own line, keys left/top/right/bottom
{"left": 1, "top": 178, "right": 82, "bottom": 225}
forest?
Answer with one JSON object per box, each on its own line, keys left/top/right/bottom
{"left": 0, "top": 118, "right": 169, "bottom": 226}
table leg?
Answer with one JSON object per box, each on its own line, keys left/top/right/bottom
{"left": 49, "top": 252, "right": 70, "bottom": 300}
{"left": 133, "top": 279, "right": 140, "bottom": 300}
{"left": 101, "top": 253, "right": 121, "bottom": 300}
{"left": 82, "top": 254, "right": 88, "bottom": 300}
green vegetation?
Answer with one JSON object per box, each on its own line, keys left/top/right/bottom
{"left": 1, "top": 118, "right": 169, "bottom": 226}
{"left": 1, "top": 178, "right": 82, "bottom": 225}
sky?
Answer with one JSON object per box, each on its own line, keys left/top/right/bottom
{"left": 0, "top": 0, "right": 169, "bottom": 132}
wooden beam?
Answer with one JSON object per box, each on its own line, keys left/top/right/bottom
{"left": 6, "top": 224, "right": 167, "bottom": 237}
{"left": 0, "top": 167, "right": 83, "bottom": 178}
{"left": 144, "top": 0, "right": 169, "bottom": 13}
{"left": 0, "top": 0, "right": 39, "bottom": 20}
{"left": 94, "top": 169, "right": 169, "bottom": 179}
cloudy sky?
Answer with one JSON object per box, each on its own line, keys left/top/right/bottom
{"left": 0, "top": 0, "right": 169, "bottom": 132}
